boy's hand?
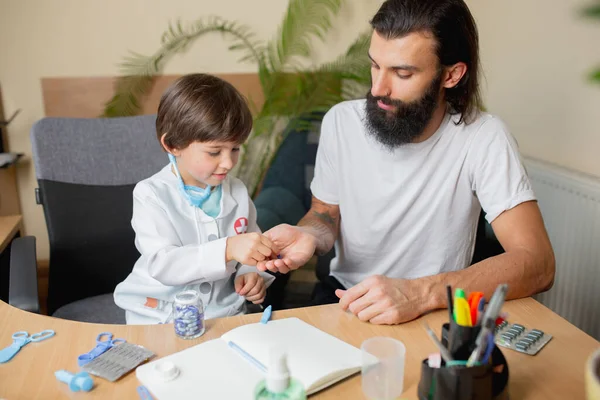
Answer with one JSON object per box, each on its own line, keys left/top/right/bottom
{"left": 234, "top": 273, "right": 266, "bottom": 304}
{"left": 226, "top": 232, "right": 278, "bottom": 266}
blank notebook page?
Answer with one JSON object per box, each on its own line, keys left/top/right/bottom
{"left": 136, "top": 339, "right": 264, "bottom": 400}
{"left": 222, "top": 317, "right": 362, "bottom": 394}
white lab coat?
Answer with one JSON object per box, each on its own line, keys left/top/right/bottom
{"left": 114, "top": 164, "right": 274, "bottom": 325}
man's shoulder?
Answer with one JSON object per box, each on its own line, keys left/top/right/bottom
{"left": 464, "top": 112, "right": 514, "bottom": 143}
{"left": 449, "top": 112, "right": 513, "bottom": 147}
{"left": 324, "top": 99, "right": 366, "bottom": 122}
{"left": 320, "top": 100, "right": 367, "bottom": 142}
{"left": 454, "top": 112, "right": 504, "bottom": 132}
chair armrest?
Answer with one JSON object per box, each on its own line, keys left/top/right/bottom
{"left": 9, "top": 236, "right": 40, "bottom": 313}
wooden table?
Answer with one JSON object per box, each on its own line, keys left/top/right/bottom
{"left": 0, "top": 297, "right": 598, "bottom": 399}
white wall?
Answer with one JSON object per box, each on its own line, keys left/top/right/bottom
{"left": 467, "top": 0, "right": 600, "bottom": 176}
{"left": 1, "top": 0, "right": 599, "bottom": 259}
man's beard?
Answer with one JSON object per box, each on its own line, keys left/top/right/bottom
{"left": 365, "top": 73, "right": 442, "bottom": 150}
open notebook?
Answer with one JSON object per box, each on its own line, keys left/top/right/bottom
{"left": 136, "top": 317, "right": 363, "bottom": 399}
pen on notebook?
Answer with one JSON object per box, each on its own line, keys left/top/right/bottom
{"left": 423, "top": 322, "right": 454, "bottom": 363}
{"left": 137, "top": 385, "right": 154, "bottom": 400}
{"left": 228, "top": 341, "right": 267, "bottom": 373}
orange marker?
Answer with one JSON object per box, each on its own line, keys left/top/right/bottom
{"left": 468, "top": 292, "right": 484, "bottom": 326}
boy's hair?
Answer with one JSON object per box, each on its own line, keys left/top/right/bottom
{"left": 156, "top": 73, "right": 253, "bottom": 150}
{"left": 370, "top": 0, "right": 482, "bottom": 124}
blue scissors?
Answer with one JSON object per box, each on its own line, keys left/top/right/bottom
{"left": 0, "top": 330, "right": 55, "bottom": 363}
{"left": 77, "top": 332, "right": 126, "bottom": 366}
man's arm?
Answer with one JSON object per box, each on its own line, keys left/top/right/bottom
{"left": 297, "top": 196, "right": 340, "bottom": 256}
{"left": 337, "top": 200, "right": 555, "bottom": 324}
{"left": 256, "top": 196, "right": 340, "bottom": 273}
{"left": 424, "top": 200, "right": 555, "bottom": 311}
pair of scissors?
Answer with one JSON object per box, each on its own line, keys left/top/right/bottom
{"left": 0, "top": 330, "right": 56, "bottom": 363}
{"left": 77, "top": 332, "right": 126, "bottom": 366}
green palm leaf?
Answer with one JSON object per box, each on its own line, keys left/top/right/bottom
{"left": 258, "top": 30, "right": 371, "bottom": 121}
{"left": 102, "top": 17, "right": 265, "bottom": 117}
{"left": 266, "top": 0, "right": 341, "bottom": 71}
{"left": 102, "top": 0, "right": 374, "bottom": 196}
{"left": 582, "top": 4, "right": 600, "bottom": 18}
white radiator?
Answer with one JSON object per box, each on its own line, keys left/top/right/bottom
{"left": 524, "top": 157, "right": 600, "bottom": 341}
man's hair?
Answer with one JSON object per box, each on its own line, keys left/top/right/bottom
{"left": 370, "top": 0, "right": 482, "bottom": 124}
{"left": 156, "top": 73, "right": 253, "bottom": 150}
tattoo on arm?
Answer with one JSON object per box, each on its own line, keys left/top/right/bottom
{"left": 312, "top": 210, "right": 336, "bottom": 227}
{"left": 298, "top": 197, "right": 340, "bottom": 255}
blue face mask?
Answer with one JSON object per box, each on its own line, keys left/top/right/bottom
{"left": 168, "top": 153, "right": 212, "bottom": 208}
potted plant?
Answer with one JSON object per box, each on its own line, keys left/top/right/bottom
{"left": 103, "top": 0, "right": 372, "bottom": 196}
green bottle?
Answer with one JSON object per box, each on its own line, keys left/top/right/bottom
{"left": 254, "top": 350, "right": 306, "bottom": 400}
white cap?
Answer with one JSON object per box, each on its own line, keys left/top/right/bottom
{"left": 266, "top": 348, "right": 290, "bottom": 393}
{"left": 154, "top": 361, "right": 180, "bottom": 382}
{"left": 174, "top": 289, "right": 199, "bottom": 305}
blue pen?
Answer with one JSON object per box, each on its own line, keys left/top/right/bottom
{"left": 228, "top": 341, "right": 267, "bottom": 372}
{"left": 137, "top": 385, "right": 154, "bottom": 400}
{"left": 260, "top": 305, "right": 272, "bottom": 324}
{"left": 476, "top": 297, "right": 486, "bottom": 325}
{"left": 481, "top": 332, "right": 495, "bottom": 364}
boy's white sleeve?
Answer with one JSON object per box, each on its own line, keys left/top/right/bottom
{"left": 132, "top": 184, "right": 233, "bottom": 286}
{"left": 234, "top": 199, "right": 275, "bottom": 287}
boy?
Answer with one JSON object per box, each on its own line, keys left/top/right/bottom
{"left": 114, "top": 74, "right": 277, "bottom": 324}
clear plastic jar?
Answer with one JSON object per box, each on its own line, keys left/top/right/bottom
{"left": 173, "top": 289, "right": 205, "bottom": 339}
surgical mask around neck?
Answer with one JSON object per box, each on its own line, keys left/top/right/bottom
{"left": 168, "top": 153, "right": 212, "bottom": 208}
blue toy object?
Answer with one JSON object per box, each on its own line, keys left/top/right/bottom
{"left": 78, "top": 332, "right": 126, "bottom": 366}
{"left": 55, "top": 370, "right": 94, "bottom": 392}
{"left": 0, "top": 329, "right": 55, "bottom": 363}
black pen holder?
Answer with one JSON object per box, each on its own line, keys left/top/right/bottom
{"left": 417, "top": 320, "right": 510, "bottom": 400}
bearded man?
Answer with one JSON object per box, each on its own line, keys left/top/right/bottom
{"left": 257, "top": 0, "right": 555, "bottom": 325}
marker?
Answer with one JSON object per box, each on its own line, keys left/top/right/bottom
{"left": 467, "top": 284, "right": 508, "bottom": 366}
{"left": 454, "top": 297, "right": 472, "bottom": 327}
{"left": 476, "top": 297, "right": 486, "bottom": 325}
{"left": 446, "top": 285, "right": 454, "bottom": 323}
{"left": 468, "top": 292, "right": 484, "bottom": 325}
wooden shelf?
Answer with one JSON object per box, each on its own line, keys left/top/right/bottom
{"left": 0, "top": 215, "right": 22, "bottom": 253}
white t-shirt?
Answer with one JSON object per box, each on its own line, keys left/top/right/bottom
{"left": 310, "top": 100, "right": 536, "bottom": 289}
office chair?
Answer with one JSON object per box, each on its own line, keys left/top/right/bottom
{"left": 9, "top": 115, "right": 165, "bottom": 323}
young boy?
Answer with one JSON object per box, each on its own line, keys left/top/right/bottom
{"left": 114, "top": 73, "right": 277, "bottom": 324}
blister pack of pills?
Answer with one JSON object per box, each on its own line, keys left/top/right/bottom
{"left": 494, "top": 321, "right": 552, "bottom": 356}
{"left": 82, "top": 342, "right": 155, "bottom": 381}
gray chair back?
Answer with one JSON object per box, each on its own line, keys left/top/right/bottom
{"left": 31, "top": 115, "right": 166, "bottom": 315}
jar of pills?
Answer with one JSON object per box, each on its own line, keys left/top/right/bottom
{"left": 173, "top": 289, "right": 205, "bottom": 339}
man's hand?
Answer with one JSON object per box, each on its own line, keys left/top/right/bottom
{"left": 235, "top": 272, "right": 266, "bottom": 304}
{"left": 336, "top": 275, "right": 430, "bottom": 325}
{"left": 256, "top": 224, "right": 317, "bottom": 274}
{"left": 226, "top": 232, "right": 278, "bottom": 266}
